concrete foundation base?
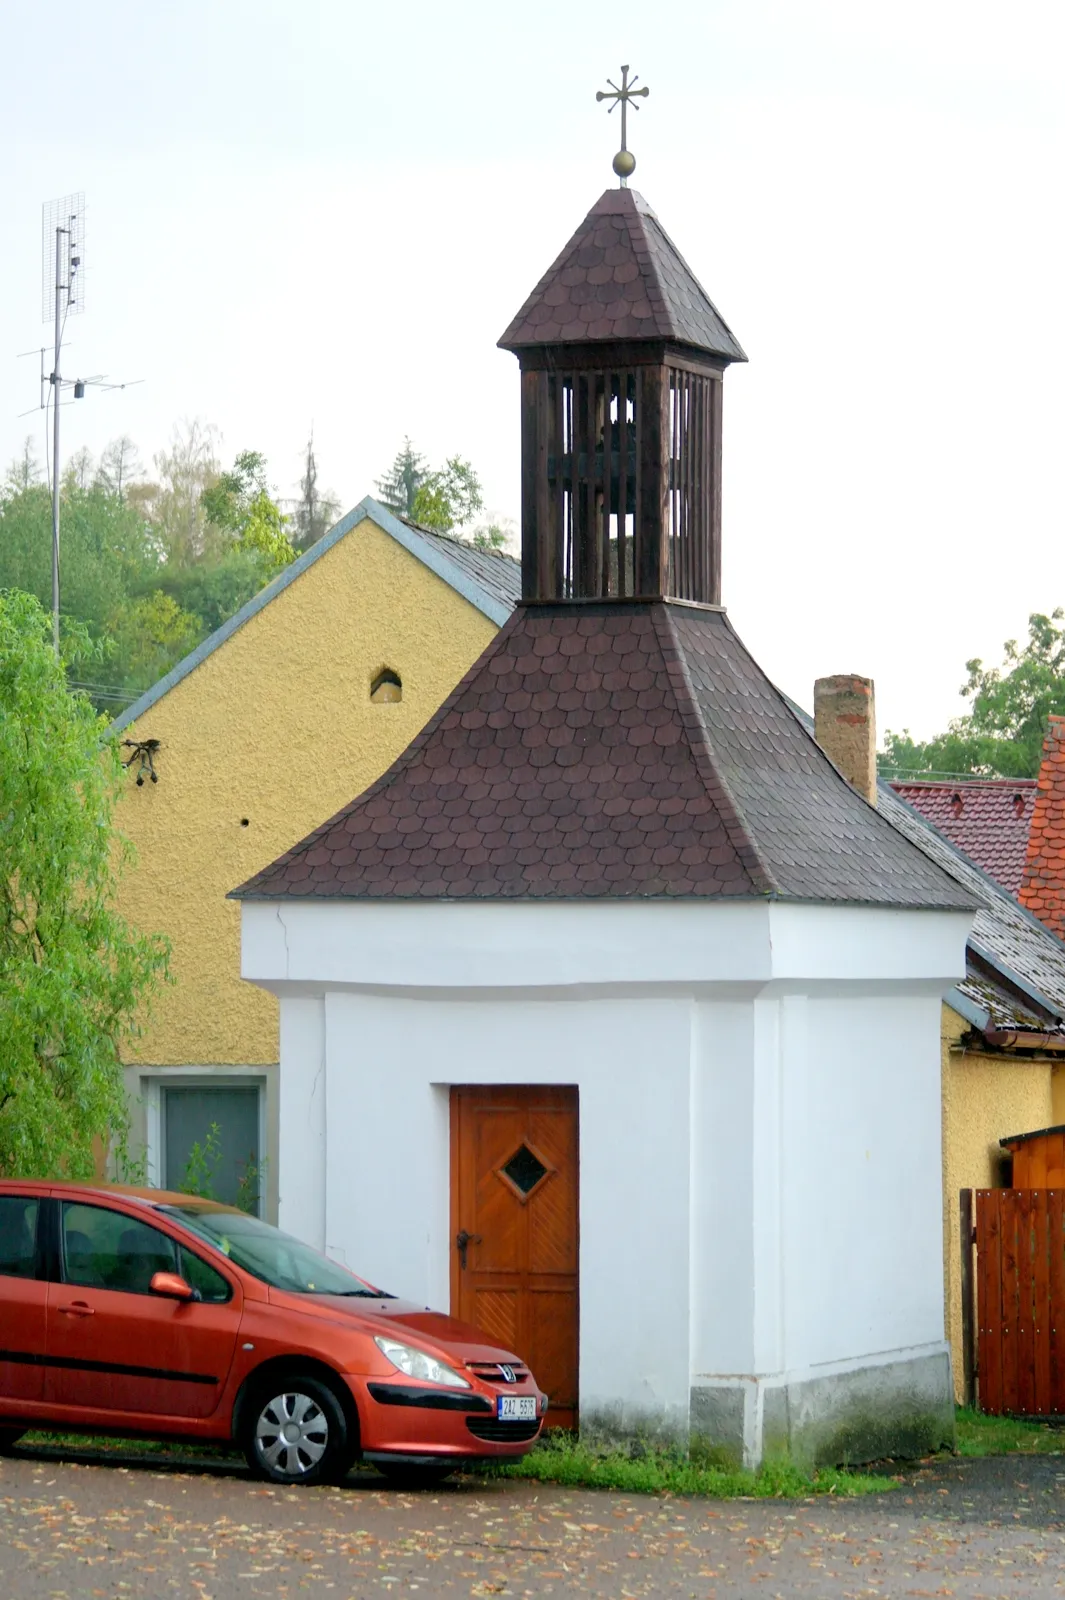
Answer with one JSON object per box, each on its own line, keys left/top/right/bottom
{"left": 690, "top": 1345, "right": 955, "bottom": 1470}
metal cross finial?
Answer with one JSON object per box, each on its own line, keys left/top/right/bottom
{"left": 596, "top": 65, "right": 649, "bottom": 187}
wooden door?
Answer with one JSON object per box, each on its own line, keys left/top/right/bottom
{"left": 451, "top": 1086, "right": 579, "bottom": 1429}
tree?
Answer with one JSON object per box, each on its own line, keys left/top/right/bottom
{"left": 104, "top": 591, "right": 202, "bottom": 692}
{"left": 142, "top": 419, "right": 221, "bottom": 566}
{"left": 97, "top": 436, "right": 142, "bottom": 502}
{"left": 4, "top": 437, "right": 42, "bottom": 496}
{"left": 201, "top": 450, "right": 294, "bottom": 573}
{"left": 0, "top": 590, "right": 169, "bottom": 1178}
{"left": 880, "top": 610, "right": 1065, "bottom": 779}
{"left": 376, "top": 438, "right": 428, "bottom": 517}
{"left": 410, "top": 456, "right": 484, "bottom": 533}
{"left": 292, "top": 434, "right": 341, "bottom": 551}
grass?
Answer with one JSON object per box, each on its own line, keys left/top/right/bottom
{"left": 486, "top": 1432, "right": 897, "bottom": 1499}
{"left": 953, "top": 1407, "right": 1065, "bottom": 1457}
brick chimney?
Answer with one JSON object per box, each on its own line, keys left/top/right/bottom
{"left": 1019, "top": 716, "right": 1065, "bottom": 939}
{"left": 814, "top": 675, "right": 877, "bottom": 806}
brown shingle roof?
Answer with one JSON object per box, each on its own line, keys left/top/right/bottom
{"left": 235, "top": 604, "right": 974, "bottom": 908}
{"left": 498, "top": 189, "right": 748, "bottom": 361}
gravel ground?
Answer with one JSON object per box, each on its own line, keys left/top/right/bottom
{"left": 0, "top": 1440, "right": 1063, "bottom": 1597}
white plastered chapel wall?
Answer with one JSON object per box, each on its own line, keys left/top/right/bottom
{"left": 242, "top": 898, "right": 971, "bottom": 1460}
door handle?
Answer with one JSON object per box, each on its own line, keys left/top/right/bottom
{"left": 57, "top": 1301, "right": 95, "bottom": 1317}
{"left": 455, "top": 1230, "right": 481, "bottom": 1270}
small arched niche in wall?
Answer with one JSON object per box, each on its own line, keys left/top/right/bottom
{"left": 370, "top": 668, "right": 402, "bottom": 704}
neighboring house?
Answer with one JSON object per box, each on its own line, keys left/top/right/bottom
{"left": 111, "top": 498, "right": 519, "bottom": 1215}
{"left": 817, "top": 706, "right": 1065, "bottom": 1400}
{"left": 235, "top": 182, "right": 976, "bottom": 1468}
{"left": 889, "top": 780, "right": 1036, "bottom": 897}
{"left": 890, "top": 716, "right": 1065, "bottom": 939}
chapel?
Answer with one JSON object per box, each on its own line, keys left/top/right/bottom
{"left": 236, "top": 112, "right": 976, "bottom": 1465}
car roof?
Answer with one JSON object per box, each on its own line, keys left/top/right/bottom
{"left": 0, "top": 1178, "right": 230, "bottom": 1210}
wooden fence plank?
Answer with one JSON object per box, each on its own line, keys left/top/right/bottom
{"left": 1050, "top": 1190, "right": 1065, "bottom": 1414}
{"left": 959, "top": 1190, "right": 976, "bottom": 1409}
{"left": 1033, "top": 1190, "right": 1051, "bottom": 1413}
{"left": 1016, "top": 1189, "right": 1036, "bottom": 1413}
{"left": 1001, "top": 1190, "right": 1020, "bottom": 1413}
{"left": 977, "top": 1189, "right": 1003, "bottom": 1414}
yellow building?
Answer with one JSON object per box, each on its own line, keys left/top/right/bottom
{"left": 112, "top": 496, "right": 519, "bottom": 1216}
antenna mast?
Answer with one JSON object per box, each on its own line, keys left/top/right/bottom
{"left": 41, "top": 193, "right": 85, "bottom": 656}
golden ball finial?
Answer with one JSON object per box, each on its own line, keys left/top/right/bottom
{"left": 612, "top": 149, "right": 636, "bottom": 179}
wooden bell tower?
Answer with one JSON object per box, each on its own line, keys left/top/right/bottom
{"left": 499, "top": 187, "right": 746, "bottom": 606}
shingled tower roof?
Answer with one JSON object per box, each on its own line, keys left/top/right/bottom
{"left": 234, "top": 603, "right": 973, "bottom": 909}
{"left": 498, "top": 188, "right": 747, "bottom": 360}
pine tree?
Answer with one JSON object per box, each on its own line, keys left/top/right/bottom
{"left": 375, "top": 438, "right": 428, "bottom": 517}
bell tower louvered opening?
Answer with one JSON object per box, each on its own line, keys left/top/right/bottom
{"left": 500, "top": 187, "right": 745, "bottom": 607}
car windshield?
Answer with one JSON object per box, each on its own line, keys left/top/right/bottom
{"left": 159, "top": 1204, "right": 392, "bottom": 1297}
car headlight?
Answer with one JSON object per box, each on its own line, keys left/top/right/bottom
{"left": 374, "top": 1335, "right": 471, "bottom": 1389}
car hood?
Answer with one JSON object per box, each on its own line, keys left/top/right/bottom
{"left": 292, "top": 1294, "right": 525, "bottom": 1366}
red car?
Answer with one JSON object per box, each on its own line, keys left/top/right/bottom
{"left": 0, "top": 1180, "right": 546, "bottom": 1486}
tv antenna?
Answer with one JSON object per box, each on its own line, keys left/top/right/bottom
{"left": 24, "top": 194, "right": 142, "bottom": 655}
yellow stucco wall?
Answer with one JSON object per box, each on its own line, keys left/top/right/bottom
{"left": 115, "top": 514, "right": 499, "bottom": 1067}
{"left": 941, "top": 1004, "right": 1055, "bottom": 1399}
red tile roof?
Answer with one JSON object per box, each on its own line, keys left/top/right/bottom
{"left": 235, "top": 604, "right": 972, "bottom": 909}
{"left": 1020, "top": 717, "right": 1065, "bottom": 939}
{"left": 888, "top": 781, "right": 1036, "bottom": 896}
{"left": 498, "top": 188, "right": 747, "bottom": 360}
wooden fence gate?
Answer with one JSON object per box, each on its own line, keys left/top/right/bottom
{"left": 967, "top": 1188, "right": 1065, "bottom": 1415}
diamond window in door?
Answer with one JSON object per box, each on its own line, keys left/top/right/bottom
{"left": 499, "top": 1142, "right": 551, "bottom": 1201}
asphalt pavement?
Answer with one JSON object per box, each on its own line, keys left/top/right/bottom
{"left": 1, "top": 1439, "right": 1063, "bottom": 1597}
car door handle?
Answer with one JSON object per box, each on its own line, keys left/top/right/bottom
{"left": 57, "top": 1301, "right": 95, "bottom": 1317}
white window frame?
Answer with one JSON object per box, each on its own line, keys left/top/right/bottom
{"left": 131, "top": 1066, "right": 275, "bottom": 1221}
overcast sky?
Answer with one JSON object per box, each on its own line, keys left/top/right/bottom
{"left": 2, "top": 0, "right": 1063, "bottom": 743}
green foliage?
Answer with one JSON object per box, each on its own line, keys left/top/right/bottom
{"left": 0, "top": 429, "right": 301, "bottom": 710}
{"left": 376, "top": 437, "right": 428, "bottom": 517}
{"left": 179, "top": 1120, "right": 265, "bottom": 1215}
{"left": 411, "top": 455, "right": 484, "bottom": 533}
{"left": 104, "top": 592, "right": 202, "bottom": 693}
{"left": 145, "top": 548, "right": 276, "bottom": 637}
{"left": 489, "top": 1431, "right": 896, "bottom": 1497}
{"left": 471, "top": 523, "right": 509, "bottom": 553}
{"left": 880, "top": 610, "right": 1065, "bottom": 779}
{"left": 0, "top": 478, "right": 161, "bottom": 638}
{"left": 181, "top": 1121, "right": 222, "bottom": 1200}
{"left": 0, "top": 590, "right": 169, "bottom": 1179}
{"left": 953, "top": 1407, "right": 1064, "bottom": 1456}
{"left": 201, "top": 450, "right": 294, "bottom": 573}
{"left": 235, "top": 1152, "right": 267, "bottom": 1216}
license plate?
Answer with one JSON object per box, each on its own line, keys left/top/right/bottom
{"left": 497, "top": 1394, "right": 537, "bottom": 1421}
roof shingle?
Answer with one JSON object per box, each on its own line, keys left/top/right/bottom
{"left": 889, "top": 780, "right": 1035, "bottom": 897}
{"left": 235, "top": 603, "right": 973, "bottom": 909}
{"left": 498, "top": 189, "right": 747, "bottom": 361}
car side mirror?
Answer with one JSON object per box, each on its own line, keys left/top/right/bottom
{"left": 150, "top": 1271, "right": 198, "bottom": 1301}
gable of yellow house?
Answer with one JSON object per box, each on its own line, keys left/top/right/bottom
{"left": 111, "top": 497, "right": 518, "bottom": 1216}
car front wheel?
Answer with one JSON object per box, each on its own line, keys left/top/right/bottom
{"left": 241, "top": 1375, "right": 354, "bottom": 1486}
